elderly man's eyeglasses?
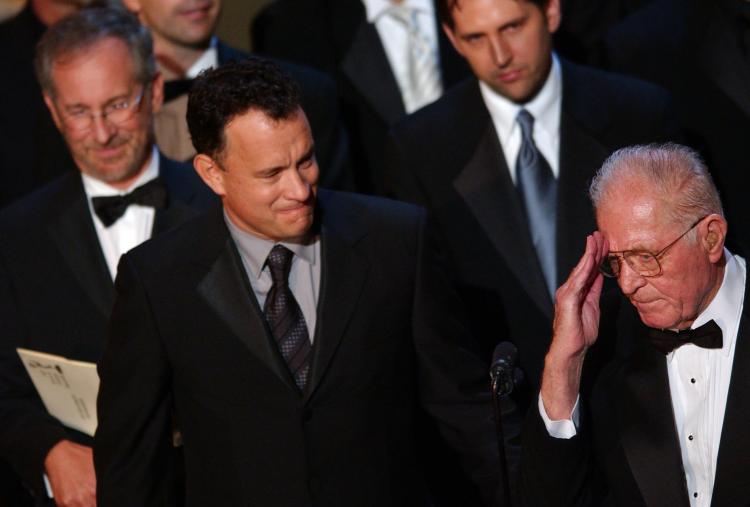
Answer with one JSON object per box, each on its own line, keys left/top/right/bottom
{"left": 599, "top": 216, "right": 707, "bottom": 278}
{"left": 59, "top": 85, "right": 147, "bottom": 132}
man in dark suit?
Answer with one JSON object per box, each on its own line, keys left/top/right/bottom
{"left": 523, "top": 144, "right": 748, "bottom": 507}
{"left": 94, "top": 57, "right": 509, "bottom": 507}
{"left": 387, "top": 0, "right": 679, "bottom": 407}
{"left": 252, "top": 0, "right": 471, "bottom": 194}
{"left": 0, "top": 8, "right": 215, "bottom": 506}
{"left": 603, "top": 0, "right": 750, "bottom": 258}
{"left": 123, "top": 0, "right": 351, "bottom": 190}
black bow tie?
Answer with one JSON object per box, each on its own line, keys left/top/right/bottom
{"left": 163, "top": 78, "right": 194, "bottom": 103}
{"left": 92, "top": 178, "right": 167, "bottom": 227}
{"left": 647, "top": 319, "right": 724, "bottom": 355}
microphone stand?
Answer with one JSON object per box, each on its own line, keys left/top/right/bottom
{"left": 491, "top": 374, "right": 513, "bottom": 507}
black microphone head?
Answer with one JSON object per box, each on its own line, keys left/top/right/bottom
{"left": 492, "top": 341, "right": 517, "bottom": 366}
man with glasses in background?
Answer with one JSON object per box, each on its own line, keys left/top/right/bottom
{"left": 0, "top": 8, "right": 214, "bottom": 506}
{"left": 522, "top": 143, "right": 749, "bottom": 507}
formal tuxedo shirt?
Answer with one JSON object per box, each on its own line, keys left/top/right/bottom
{"left": 479, "top": 54, "right": 562, "bottom": 182}
{"left": 224, "top": 213, "right": 321, "bottom": 342}
{"left": 541, "top": 249, "right": 746, "bottom": 507}
{"left": 184, "top": 36, "right": 218, "bottom": 78}
{"left": 81, "top": 146, "right": 159, "bottom": 279}
{"left": 362, "top": 0, "right": 441, "bottom": 113}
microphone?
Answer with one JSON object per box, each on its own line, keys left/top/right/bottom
{"left": 490, "top": 342, "right": 521, "bottom": 397}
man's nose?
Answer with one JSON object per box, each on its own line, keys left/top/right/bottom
{"left": 489, "top": 35, "right": 511, "bottom": 67}
{"left": 285, "top": 169, "right": 311, "bottom": 201}
{"left": 617, "top": 260, "right": 647, "bottom": 296}
{"left": 90, "top": 113, "right": 116, "bottom": 144}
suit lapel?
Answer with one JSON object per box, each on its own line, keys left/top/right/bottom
{"left": 453, "top": 114, "right": 553, "bottom": 318}
{"left": 196, "top": 215, "right": 298, "bottom": 393}
{"left": 556, "top": 63, "right": 609, "bottom": 279}
{"left": 340, "top": 19, "right": 405, "bottom": 126}
{"left": 711, "top": 281, "right": 750, "bottom": 506}
{"left": 48, "top": 175, "right": 114, "bottom": 317}
{"left": 306, "top": 191, "right": 369, "bottom": 400}
{"left": 618, "top": 325, "right": 691, "bottom": 507}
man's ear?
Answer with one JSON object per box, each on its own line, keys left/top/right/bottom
{"left": 703, "top": 214, "right": 728, "bottom": 262}
{"left": 150, "top": 71, "right": 164, "bottom": 114}
{"left": 121, "top": 0, "right": 142, "bottom": 14}
{"left": 193, "top": 154, "right": 226, "bottom": 197}
{"left": 442, "top": 23, "right": 463, "bottom": 57}
{"left": 545, "top": 0, "right": 562, "bottom": 34}
{"left": 43, "top": 93, "right": 63, "bottom": 131}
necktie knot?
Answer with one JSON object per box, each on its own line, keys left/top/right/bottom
{"left": 91, "top": 178, "right": 167, "bottom": 227}
{"left": 516, "top": 109, "right": 535, "bottom": 139}
{"left": 647, "top": 319, "right": 724, "bottom": 355}
{"left": 266, "top": 245, "right": 294, "bottom": 285}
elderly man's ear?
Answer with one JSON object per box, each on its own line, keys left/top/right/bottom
{"left": 703, "top": 215, "right": 728, "bottom": 262}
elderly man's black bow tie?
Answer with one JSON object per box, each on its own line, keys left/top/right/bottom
{"left": 648, "top": 319, "right": 723, "bottom": 355}
{"left": 92, "top": 178, "right": 167, "bottom": 227}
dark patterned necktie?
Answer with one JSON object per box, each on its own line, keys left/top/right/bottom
{"left": 91, "top": 178, "right": 167, "bottom": 227}
{"left": 516, "top": 109, "right": 557, "bottom": 297}
{"left": 647, "top": 319, "right": 723, "bottom": 355}
{"left": 264, "top": 245, "right": 311, "bottom": 390}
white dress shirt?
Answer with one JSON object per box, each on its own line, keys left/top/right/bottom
{"left": 361, "top": 0, "right": 441, "bottom": 113}
{"left": 81, "top": 146, "right": 160, "bottom": 279}
{"left": 479, "top": 54, "right": 562, "bottom": 182}
{"left": 224, "top": 213, "right": 321, "bottom": 342}
{"left": 185, "top": 36, "right": 218, "bottom": 78}
{"left": 540, "top": 250, "right": 746, "bottom": 507}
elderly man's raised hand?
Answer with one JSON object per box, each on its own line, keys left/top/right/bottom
{"left": 541, "top": 232, "right": 608, "bottom": 420}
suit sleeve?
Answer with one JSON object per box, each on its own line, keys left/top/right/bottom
{"left": 0, "top": 249, "right": 67, "bottom": 497}
{"left": 411, "top": 212, "right": 522, "bottom": 506}
{"left": 94, "top": 254, "right": 175, "bottom": 506}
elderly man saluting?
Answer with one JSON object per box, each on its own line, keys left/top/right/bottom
{"left": 523, "top": 143, "right": 749, "bottom": 507}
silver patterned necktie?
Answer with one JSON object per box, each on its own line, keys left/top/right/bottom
{"left": 387, "top": 4, "right": 442, "bottom": 112}
{"left": 264, "top": 245, "right": 312, "bottom": 390}
{"left": 515, "top": 109, "right": 557, "bottom": 297}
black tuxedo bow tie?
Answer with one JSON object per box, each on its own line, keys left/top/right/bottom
{"left": 163, "top": 78, "right": 194, "bottom": 103}
{"left": 647, "top": 319, "right": 723, "bottom": 355}
{"left": 92, "top": 178, "right": 167, "bottom": 227}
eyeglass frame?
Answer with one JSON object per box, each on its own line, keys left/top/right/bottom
{"left": 599, "top": 215, "right": 708, "bottom": 279}
{"left": 55, "top": 82, "right": 150, "bottom": 132}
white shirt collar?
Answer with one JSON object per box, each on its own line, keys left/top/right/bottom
{"left": 479, "top": 53, "right": 562, "bottom": 146}
{"left": 686, "top": 249, "right": 746, "bottom": 358}
{"left": 185, "top": 36, "right": 219, "bottom": 79}
{"left": 361, "top": 0, "right": 433, "bottom": 22}
{"left": 81, "top": 145, "right": 160, "bottom": 198}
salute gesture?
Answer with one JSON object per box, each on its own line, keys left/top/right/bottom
{"left": 541, "top": 232, "right": 609, "bottom": 420}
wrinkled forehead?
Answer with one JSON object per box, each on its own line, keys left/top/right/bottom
{"left": 595, "top": 192, "right": 674, "bottom": 251}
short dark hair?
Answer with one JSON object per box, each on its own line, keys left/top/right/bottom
{"left": 35, "top": 7, "right": 155, "bottom": 96}
{"left": 438, "top": 0, "right": 549, "bottom": 29}
{"left": 186, "top": 57, "right": 302, "bottom": 161}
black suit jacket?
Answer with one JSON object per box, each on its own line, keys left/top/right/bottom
{"left": 0, "top": 155, "right": 215, "bottom": 498}
{"left": 387, "top": 61, "right": 681, "bottom": 405}
{"left": 214, "top": 42, "right": 352, "bottom": 190}
{"left": 0, "top": 5, "right": 76, "bottom": 209}
{"left": 251, "top": 0, "right": 470, "bottom": 194}
{"left": 604, "top": 0, "right": 750, "bottom": 257}
{"left": 520, "top": 284, "right": 750, "bottom": 507}
{"left": 94, "top": 190, "right": 508, "bottom": 507}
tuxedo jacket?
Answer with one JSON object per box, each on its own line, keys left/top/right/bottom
{"left": 94, "top": 190, "right": 507, "bottom": 507}
{"left": 386, "top": 60, "right": 681, "bottom": 406}
{"left": 0, "top": 155, "right": 216, "bottom": 498}
{"left": 604, "top": 0, "right": 750, "bottom": 257}
{"left": 251, "top": 0, "right": 470, "bottom": 194}
{"left": 520, "top": 288, "right": 750, "bottom": 507}
{"left": 217, "top": 42, "right": 352, "bottom": 191}
{"left": 0, "top": 5, "right": 76, "bottom": 209}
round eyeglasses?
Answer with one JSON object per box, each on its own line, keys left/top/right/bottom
{"left": 599, "top": 216, "right": 707, "bottom": 278}
{"left": 58, "top": 85, "right": 147, "bottom": 132}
